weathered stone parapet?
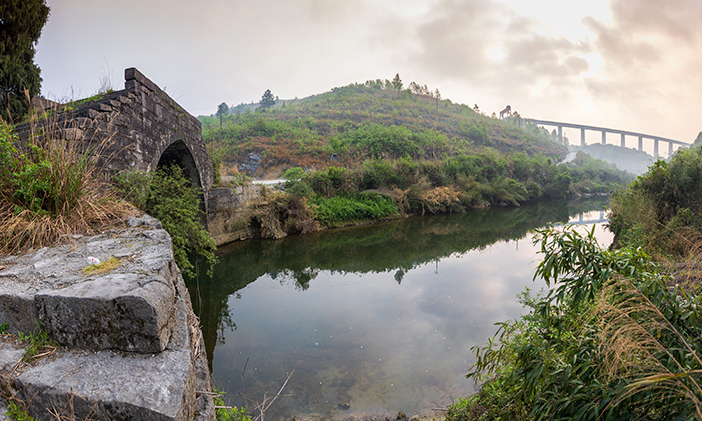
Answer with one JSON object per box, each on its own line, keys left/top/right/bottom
{"left": 0, "top": 215, "right": 215, "bottom": 420}
{"left": 0, "top": 216, "right": 177, "bottom": 353}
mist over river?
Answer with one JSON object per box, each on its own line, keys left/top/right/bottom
{"left": 186, "top": 198, "right": 612, "bottom": 419}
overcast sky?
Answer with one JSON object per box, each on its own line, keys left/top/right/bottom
{"left": 35, "top": 0, "right": 701, "bottom": 145}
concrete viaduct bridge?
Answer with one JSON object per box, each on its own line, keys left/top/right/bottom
{"left": 524, "top": 118, "right": 689, "bottom": 158}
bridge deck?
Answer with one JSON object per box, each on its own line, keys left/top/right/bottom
{"left": 526, "top": 118, "right": 687, "bottom": 146}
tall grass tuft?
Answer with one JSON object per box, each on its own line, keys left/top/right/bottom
{"left": 0, "top": 112, "right": 133, "bottom": 254}
{"left": 593, "top": 276, "right": 702, "bottom": 417}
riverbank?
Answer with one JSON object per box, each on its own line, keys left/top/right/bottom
{"left": 208, "top": 175, "right": 612, "bottom": 247}
{"left": 291, "top": 410, "right": 447, "bottom": 420}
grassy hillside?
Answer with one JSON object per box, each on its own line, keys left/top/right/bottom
{"left": 200, "top": 80, "right": 567, "bottom": 178}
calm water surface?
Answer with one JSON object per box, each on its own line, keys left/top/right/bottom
{"left": 186, "top": 198, "right": 612, "bottom": 419}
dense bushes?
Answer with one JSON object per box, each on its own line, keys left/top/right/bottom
{"left": 449, "top": 226, "right": 702, "bottom": 419}
{"left": 609, "top": 147, "right": 702, "bottom": 255}
{"left": 113, "top": 166, "right": 217, "bottom": 277}
{"left": 312, "top": 191, "right": 397, "bottom": 224}
{"left": 280, "top": 151, "right": 629, "bottom": 224}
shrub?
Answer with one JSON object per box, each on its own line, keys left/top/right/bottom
{"left": 312, "top": 192, "right": 397, "bottom": 224}
{"left": 245, "top": 189, "right": 319, "bottom": 238}
{"left": 609, "top": 148, "right": 702, "bottom": 256}
{"left": 213, "top": 390, "right": 251, "bottom": 421}
{"left": 113, "top": 166, "right": 217, "bottom": 277}
{"left": 208, "top": 143, "right": 224, "bottom": 187}
{"left": 461, "top": 226, "right": 702, "bottom": 420}
{"left": 0, "top": 119, "right": 131, "bottom": 254}
{"left": 307, "top": 166, "right": 359, "bottom": 197}
{"left": 419, "top": 186, "right": 464, "bottom": 214}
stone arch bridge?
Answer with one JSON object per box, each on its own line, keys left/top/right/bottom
{"left": 20, "top": 68, "right": 214, "bottom": 216}
{"left": 19, "top": 68, "right": 260, "bottom": 244}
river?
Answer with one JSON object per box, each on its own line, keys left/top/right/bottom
{"left": 185, "top": 197, "right": 613, "bottom": 419}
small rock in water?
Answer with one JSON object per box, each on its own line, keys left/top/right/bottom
{"left": 87, "top": 256, "right": 100, "bottom": 265}
{"left": 396, "top": 411, "right": 408, "bottom": 420}
{"left": 338, "top": 402, "right": 351, "bottom": 410}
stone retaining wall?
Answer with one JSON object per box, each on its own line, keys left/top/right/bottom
{"left": 0, "top": 215, "right": 215, "bottom": 420}
{"left": 207, "top": 184, "right": 264, "bottom": 246}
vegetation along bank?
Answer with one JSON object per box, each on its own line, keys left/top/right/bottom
{"left": 445, "top": 145, "right": 702, "bottom": 419}
{"left": 201, "top": 78, "right": 633, "bottom": 239}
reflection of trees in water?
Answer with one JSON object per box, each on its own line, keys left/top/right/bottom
{"left": 270, "top": 268, "right": 318, "bottom": 291}
{"left": 184, "top": 196, "right": 609, "bottom": 367}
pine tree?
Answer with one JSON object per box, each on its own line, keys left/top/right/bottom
{"left": 259, "top": 89, "right": 275, "bottom": 110}
{"left": 216, "top": 102, "right": 228, "bottom": 129}
{"left": 0, "top": 0, "right": 50, "bottom": 122}
{"left": 391, "top": 73, "right": 403, "bottom": 95}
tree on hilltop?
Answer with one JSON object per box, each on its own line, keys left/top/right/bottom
{"left": 391, "top": 73, "right": 403, "bottom": 96}
{"left": 216, "top": 102, "right": 228, "bottom": 129}
{"left": 259, "top": 89, "right": 276, "bottom": 110}
{"left": 0, "top": 0, "right": 50, "bottom": 122}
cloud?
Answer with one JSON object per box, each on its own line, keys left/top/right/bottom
{"left": 576, "top": 0, "right": 702, "bottom": 140}
{"left": 406, "top": 0, "right": 593, "bottom": 104}
{"left": 611, "top": 0, "right": 702, "bottom": 45}
{"left": 410, "top": 0, "right": 503, "bottom": 80}
{"left": 35, "top": 0, "right": 702, "bottom": 140}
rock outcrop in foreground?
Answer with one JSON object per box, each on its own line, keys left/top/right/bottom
{"left": 0, "top": 215, "right": 214, "bottom": 420}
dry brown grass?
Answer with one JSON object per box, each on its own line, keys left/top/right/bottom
{"left": 421, "top": 186, "right": 463, "bottom": 214}
{"left": 0, "top": 107, "right": 135, "bottom": 255}
{"left": 592, "top": 276, "right": 702, "bottom": 416}
{"left": 245, "top": 189, "right": 319, "bottom": 239}
{"left": 0, "top": 197, "right": 134, "bottom": 256}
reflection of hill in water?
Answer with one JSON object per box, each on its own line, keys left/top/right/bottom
{"left": 186, "top": 197, "right": 609, "bottom": 365}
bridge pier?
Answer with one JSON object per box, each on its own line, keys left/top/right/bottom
{"left": 654, "top": 139, "right": 659, "bottom": 158}
{"left": 558, "top": 126, "right": 563, "bottom": 145}
{"left": 525, "top": 118, "right": 687, "bottom": 155}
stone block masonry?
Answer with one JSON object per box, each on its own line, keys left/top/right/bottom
{"left": 17, "top": 68, "right": 214, "bottom": 218}
{"left": 0, "top": 215, "right": 215, "bottom": 420}
{"left": 206, "top": 184, "right": 264, "bottom": 245}
{"left": 20, "top": 67, "right": 269, "bottom": 245}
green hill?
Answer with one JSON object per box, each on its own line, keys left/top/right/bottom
{"left": 196, "top": 78, "right": 634, "bottom": 234}
{"left": 199, "top": 80, "right": 567, "bottom": 178}
{"left": 570, "top": 143, "right": 654, "bottom": 175}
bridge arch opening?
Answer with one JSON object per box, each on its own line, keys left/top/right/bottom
{"left": 156, "top": 139, "right": 208, "bottom": 224}
{"left": 156, "top": 140, "right": 202, "bottom": 191}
